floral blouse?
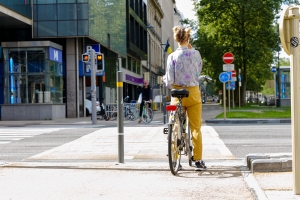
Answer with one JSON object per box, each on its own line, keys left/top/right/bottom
{"left": 163, "top": 46, "right": 202, "bottom": 88}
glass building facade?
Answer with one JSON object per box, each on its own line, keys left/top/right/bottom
{"left": 0, "top": 0, "right": 31, "bottom": 18}
{"left": 32, "top": 0, "right": 126, "bottom": 57}
{"left": 2, "top": 42, "right": 63, "bottom": 105}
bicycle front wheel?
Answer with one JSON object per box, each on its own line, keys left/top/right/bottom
{"left": 142, "top": 108, "right": 153, "bottom": 123}
{"left": 168, "top": 124, "right": 181, "bottom": 175}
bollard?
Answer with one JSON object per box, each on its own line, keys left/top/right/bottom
{"left": 117, "top": 69, "right": 124, "bottom": 163}
{"left": 163, "top": 94, "right": 167, "bottom": 124}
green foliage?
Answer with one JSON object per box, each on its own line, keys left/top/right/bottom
{"left": 261, "top": 84, "right": 275, "bottom": 96}
{"left": 191, "top": 0, "right": 298, "bottom": 105}
{"left": 280, "top": 57, "right": 290, "bottom": 66}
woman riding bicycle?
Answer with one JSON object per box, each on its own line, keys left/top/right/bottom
{"left": 138, "top": 80, "right": 153, "bottom": 123}
{"left": 163, "top": 26, "right": 207, "bottom": 171}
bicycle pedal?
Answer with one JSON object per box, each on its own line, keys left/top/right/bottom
{"left": 163, "top": 128, "right": 168, "bottom": 134}
{"left": 191, "top": 156, "right": 195, "bottom": 162}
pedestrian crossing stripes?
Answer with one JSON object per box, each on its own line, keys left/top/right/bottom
{"left": 0, "top": 128, "right": 65, "bottom": 145}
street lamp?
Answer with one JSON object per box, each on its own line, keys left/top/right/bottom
{"left": 146, "top": 26, "right": 154, "bottom": 86}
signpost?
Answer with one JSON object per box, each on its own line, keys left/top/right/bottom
{"left": 223, "top": 64, "right": 234, "bottom": 71}
{"left": 231, "top": 70, "right": 236, "bottom": 77}
{"left": 223, "top": 52, "right": 234, "bottom": 64}
{"left": 82, "top": 49, "right": 105, "bottom": 125}
{"left": 219, "top": 72, "right": 230, "bottom": 120}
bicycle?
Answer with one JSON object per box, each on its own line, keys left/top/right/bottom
{"left": 163, "top": 76, "right": 213, "bottom": 175}
{"left": 141, "top": 100, "right": 154, "bottom": 123}
{"left": 163, "top": 89, "right": 194, "bottom": 175}
{"left": 123, "top": 96, "right": 139, "bottom": 121}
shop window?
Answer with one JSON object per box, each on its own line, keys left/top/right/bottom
{"left": 4, "top": 48, "right": 63, "bottom": 104}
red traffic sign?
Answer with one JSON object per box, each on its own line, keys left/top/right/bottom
{"left": 223, "top": 52, "right": 234, "bottom": 64}
{"left": 231, "top": 70, "right": 236, "bottom": 77}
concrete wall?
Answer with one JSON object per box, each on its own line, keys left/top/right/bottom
{"left": 1, "top": 104, "right": 65, "bottom": 120}
{"left": 66, "top": 38, "right": 79, "bottom": 118}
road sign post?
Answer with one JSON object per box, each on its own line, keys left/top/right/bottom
{"left": 223, "top": 52, "right": 234, "bottom": 64}
{"left": 219, "top": 72, "right": 230, "bottom": 120}
{"left": 90, "top": 49, "right": 97, "bottom": 125}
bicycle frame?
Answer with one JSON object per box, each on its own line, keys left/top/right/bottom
{"left": 164, "top": 89, "right": 193, "bottom": 175}
{"left": 141, "top": 101, "right": 153, "bottom": 123}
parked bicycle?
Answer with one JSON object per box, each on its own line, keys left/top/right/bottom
{"left": 123, "top": 96, "right": 139, "bottom": 121}
{"left": 163, "top": 89, "right": 193, "bottom": 175}
{"left": 141, "top": 100, "right": 154, "bottom": 123}
{"left": 96, "top": 102, "right": 110, "bottom": 121}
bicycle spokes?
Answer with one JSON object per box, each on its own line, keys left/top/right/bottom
{"left": 168, "top": 124, "right": 182, "bottom": 175}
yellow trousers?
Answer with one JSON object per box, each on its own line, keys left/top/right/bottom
{"left": 171, "top": 85, "right": 203, "bottom": 161}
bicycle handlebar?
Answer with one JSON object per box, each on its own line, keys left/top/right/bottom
{"left": 200, "top": 75, "right": 214, "bottom": 83}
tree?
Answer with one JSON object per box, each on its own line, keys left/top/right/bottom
{"left": 191, "top": 0, "right": 299, "bottom": 106}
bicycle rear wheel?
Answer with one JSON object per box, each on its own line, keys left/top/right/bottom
{"left": 168, "top": 124, "right": 181, "bottom": 175}
{"left": 142, "top": 108, "right": 153, "bottom": 123}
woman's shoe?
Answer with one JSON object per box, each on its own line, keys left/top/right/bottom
{"left": 138, "top": 118, "right": 142, "bottom": 124}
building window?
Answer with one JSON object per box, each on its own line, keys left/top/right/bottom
{"left": 122, "top": 58, "right": 126, "bottom": 69}
{"left": 4, "top": 48, "right": 63, "bottom": 104}
{"left": 132, "top": 59, "right": 136, "bottom": 73}
{"left": 127, "top": 57, "right": 132, "bottom": 71}
{"left": 137, "top": 61, "right": 141, "bottom": 75}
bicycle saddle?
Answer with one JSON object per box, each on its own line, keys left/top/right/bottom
{"left": 171, "top": 89, "right": 189, "bottom": 98}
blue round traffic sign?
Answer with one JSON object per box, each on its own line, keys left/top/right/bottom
{"left": 219, "top": 72, "right": 230, "bottom": 83}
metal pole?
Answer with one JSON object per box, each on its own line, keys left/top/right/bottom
{"left": 289, "top": 6, "right": 300, "bottom": 195}
{"left": 223, "top": 82, "right": 226, "bottom": 120}
{"left": 117, "top": 68, "right": 124, "bottom": 163}
{"left": 277, "top": 23, "right": 281, "bottom": 107}
{"left": 228, "top": 82, "right": 230, "bottom": 112}
{"left": 90, "top": 49, "right": 97, "bottom": 125}
{"left": 148, "top": 32, "right": 152, "bottom": 85}
{"left": 274, "top": 73, "right": 277, "bottom": 107}
{"left": 160, "top": 84, "right": 162, "bottom": 112}
{"left": 239, "top": 82, "right": 240, "bottom": 108}
{"left": 163, "top": 94, "right": 167, "bottom": 124}
{"left": 232, "top": 88, "right": 235, "bottom": 109}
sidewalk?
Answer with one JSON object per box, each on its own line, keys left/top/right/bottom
{"left": 0, "top": 111, "right": 298, "bottom": 199}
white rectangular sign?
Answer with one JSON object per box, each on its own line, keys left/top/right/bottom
{"left": 231, "top": 77, "right": 237, "bottom": 82}
{"left": 223, "top": 64, "right": 234, "bottom": 71}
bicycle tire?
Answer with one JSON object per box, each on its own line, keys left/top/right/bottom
{"left": 104, "top": 114, "right": 110, "bottom": 121}
{"left": 112, "top": 113, "right": 117, "bottom": 120}
{"left": 168, "top": 124, "right": 181, "bottom": 175}
{"left": 142, "top": 108, "right": 153, "bottom": 123}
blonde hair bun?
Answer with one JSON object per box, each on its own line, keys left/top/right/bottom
{"left": 173, "top": 26, "right": 191, "bottom": 45}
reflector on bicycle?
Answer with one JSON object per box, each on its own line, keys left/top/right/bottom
{"left": 166, "top": 105, "right": 177, "bottom": 111}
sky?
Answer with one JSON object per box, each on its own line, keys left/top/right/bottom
{"left": 175, "top": 0, "right": 197, "bottom": 21}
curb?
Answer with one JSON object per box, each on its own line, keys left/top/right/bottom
{"left": 246, "top": 153, "right": 292, "bottom": 173}
{"left": 206, "top": 119, "right": 291, "bottom": 124}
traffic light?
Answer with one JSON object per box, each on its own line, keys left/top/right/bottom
{"left": 95, "top": 53, "right": 104, "bottom": 71}
{"left": 82, "top": 53, "right": 90, "bottom": 63}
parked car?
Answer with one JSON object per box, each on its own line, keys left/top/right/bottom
{"left": 85, "top": 93, "right": 101, "bottom": 116}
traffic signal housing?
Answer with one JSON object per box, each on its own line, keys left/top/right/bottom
{"left": 95, "top": 53, "right": 104, "bottom": 71}
{"left": 82, "top": 53, "right": 90, "bottom": 63}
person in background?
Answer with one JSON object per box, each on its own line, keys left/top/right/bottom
{"left": 138, "top": 80, "right": 153, "bottom": 123}
{"left": 163, "top": 26, "right": 206, "bottom": 171}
